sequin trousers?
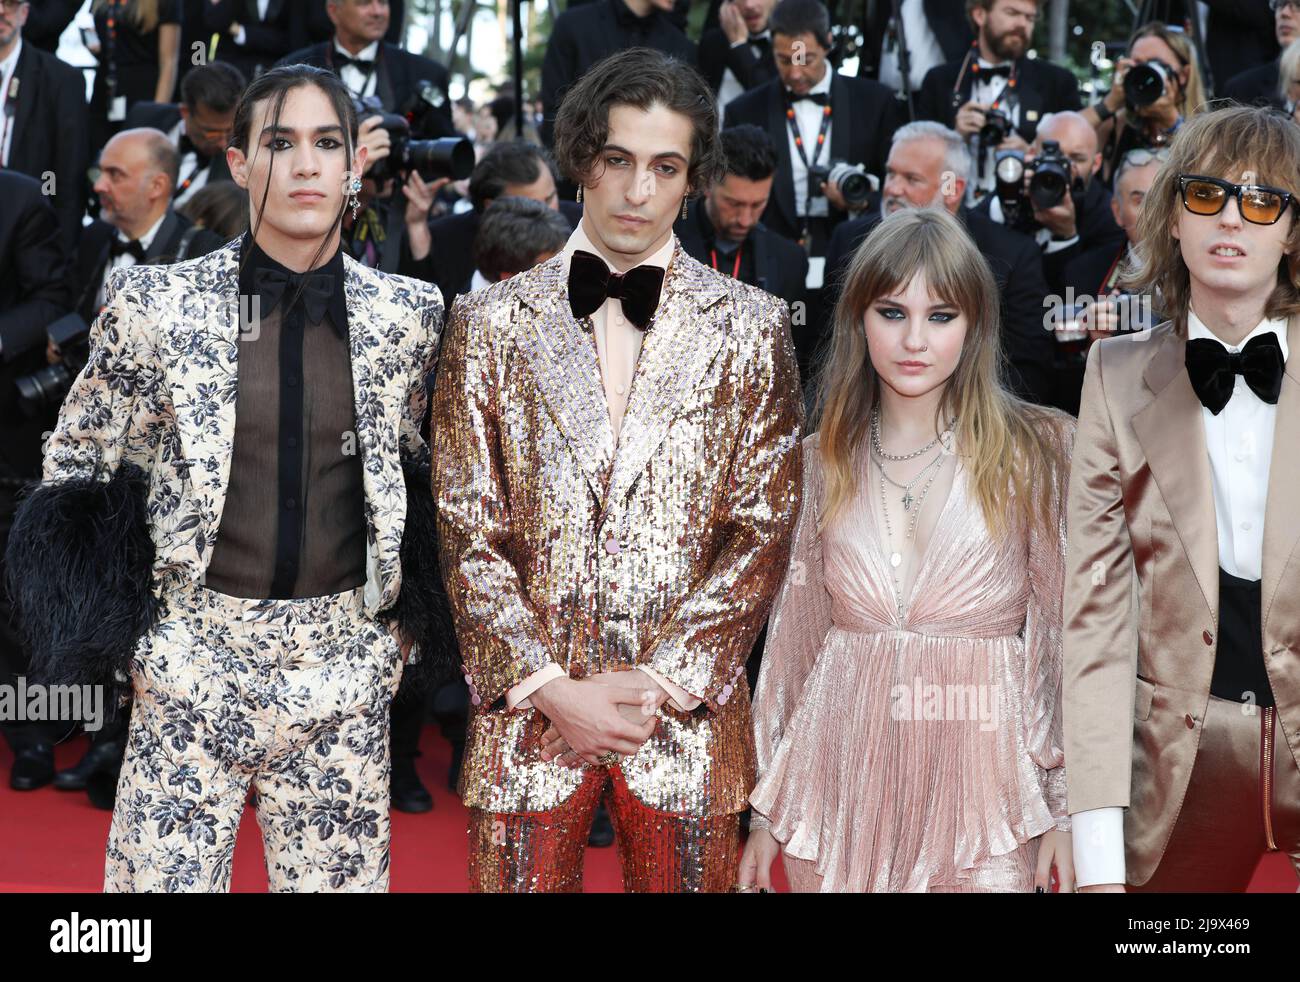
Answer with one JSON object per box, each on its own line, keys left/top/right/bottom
{"left": 467, "top": 764, "right": 740, "bottom": 892}
{"left": 104, "top": 581, "right": 405, "bottom": 892}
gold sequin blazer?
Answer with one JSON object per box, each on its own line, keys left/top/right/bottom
{"left": 433, "top": 237, "right": 804, "bottom": 816}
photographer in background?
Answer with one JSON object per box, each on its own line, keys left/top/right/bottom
{"left": 915, "top": 0, "right": 1080, "bottom": 204}
{"left": 1082, "top": 21, "right": 1208, "bottom": 187}
{"left": 976, "top": 111, "right": 1125, "bottom": 297}
{"left": 1221, "top": 0, "right": 1300, "bottom": 108}
{"left": 0, "top": 171, "right": 73, "bottom": 793}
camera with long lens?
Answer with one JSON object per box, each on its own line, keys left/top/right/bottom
{"left": 14, "top": 313, "right": 91, "bottom": 418}
{"left": 994, "top": 140, "right": 1083, "bottom": 232}
{"left": 807, "top": 160, "right": 876, "bottom": 209}
{"left": 1123, "top": 59, "right": 1174, "bottom": 111}
{"left": 354, "top": 88, "right": 475, "bottom": 187}
{"left": 975, "top": 107, "right": 1013, "bottom": 180}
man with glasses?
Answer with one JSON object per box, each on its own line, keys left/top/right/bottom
{"left": 1223, "top": 0, "right": 1300, "bottom": 108}
{"left": 1065, "top": 105, "right": 1300, "bottom": 892}
{"left": 125, "top": 61, "right": 246, "bottom": 208}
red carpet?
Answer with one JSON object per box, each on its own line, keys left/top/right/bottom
{"left": 0, "top": 728, "right": 1290, "bottom": 892}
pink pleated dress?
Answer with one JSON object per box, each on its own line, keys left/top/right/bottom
{"left": 750, "top": 418, "right": 1075, "bottom": 892}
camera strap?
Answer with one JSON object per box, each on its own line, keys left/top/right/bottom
{"left": 783, "top": 94, "right": 832, "bottom": 249}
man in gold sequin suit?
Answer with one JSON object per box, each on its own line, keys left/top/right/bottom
{"left": 432, "top": 48, "right": 804, "bottom": 892}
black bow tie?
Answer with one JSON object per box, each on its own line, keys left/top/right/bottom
{"left": 109, "top": 237, "right": 146, "bottom": 262}
{"left": 788, "top": 91, "right": 829, "bottom": 106}
{"left": 975, "top": 63, "right": 1012, "bottom": 79}
{"left": 1185, "top": 332, "right": 1285, "bottom": 415}
{"left": 334, "top": 52, "right": 376, "bottom": 73}
{"left": 568, "top": 250, "right": 665, "bottom": 331}
{"left": 179, "top": 134, "right": 210, "bottom": 164}
{"left": 253, "top": 266, "right": 342, "bottom": 333}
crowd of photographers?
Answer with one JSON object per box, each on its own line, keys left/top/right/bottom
{"left": 1, "top": 0, "right": 1292, "bottom": 836}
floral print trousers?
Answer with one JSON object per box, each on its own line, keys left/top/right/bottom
{"left": 104, "top": 581, "right": 404, "bottom": 892}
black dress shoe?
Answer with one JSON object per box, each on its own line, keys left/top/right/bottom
{"left": 588, "top": 800, "right": 614, "bottom": 848}
{"left": 54, "top": 738, "right": 125, "bottom": 791}
{"left": 10, "top": 743, "right": 55, "bottom": 791}
{"left": 391, "top": 755, "right": 433, "bottom": 813}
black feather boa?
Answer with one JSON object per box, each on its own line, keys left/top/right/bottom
{"left": 384, "top": 456, "right": 459, "bottom": 701}
{"left": 4, "top": 463, "right": 159, "bottom": 711}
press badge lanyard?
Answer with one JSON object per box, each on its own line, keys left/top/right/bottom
{"left": 784, "top": 93, "right": 832, "bottom": 249}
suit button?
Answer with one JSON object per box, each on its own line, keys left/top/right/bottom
{"left": 1185, "top": 714, "right": 1195, "bottom": 729}
{"left": 604, "top": 536, "right": 621, "bottom": 555}
{"left": 1202, "top": 630, "right": 1213, "bottom": 645}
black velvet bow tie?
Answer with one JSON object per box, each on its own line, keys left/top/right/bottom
{"left": 1185, "top": 332, "right": 1285, "bottom": 415}
{"left": 334, "top": 52, "right": 376, "bottom": 73}
{"left": 179, "top": 134, "right": 210, "bottom": 164}
{"left": 253, "top": 266, "right": 342, "bottom": 333}
{"left": 567, "top": 249, "right": 665, "bottom": 331}
{"left": 109, "top": 237, "right": 146, "bottom": 261}
{"left": 788, "top": 91, "right": 829, "bottom": 106}
{"left": 975, "top": 63, "right": 1013, "bottom": 79}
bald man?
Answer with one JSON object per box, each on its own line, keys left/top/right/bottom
{"left": 72, "top": 128, "right": 225, "bottom": 324}
{"left": 975, "top": 110, "right": 1126, "bottom": 298}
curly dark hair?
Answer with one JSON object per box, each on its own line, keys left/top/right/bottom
{"left": 553, "top": 47, "right": 723, "bottom": 199}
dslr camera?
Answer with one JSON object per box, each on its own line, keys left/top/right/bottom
{"left": 354, "top": 85, "right": 475, "bottom": 187}
{"left": 1123, "top": 59, "right": 1175, "bottom": 111}
{"left": 993, "top": 140, "right": 1083, "bottom": 232}
{"left": 808, "top": 160, "right": 875, "bottom": 209}
{"left": 14, "top": 312, "right": 91, "bottom": 418}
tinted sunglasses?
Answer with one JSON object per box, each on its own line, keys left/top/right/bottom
{"left": 1176, "top": 174, "right": 1300, "bottom": 225}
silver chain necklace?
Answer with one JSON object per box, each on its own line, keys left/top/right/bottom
{"left": 870, "top": 405, "right": 955, "bottom": 461}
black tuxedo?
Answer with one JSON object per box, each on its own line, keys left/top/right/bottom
{"left": 1201, "top": 0, "right": 1279, "bottom": 97}
{"left": 825, "top": 206, "right": 1056, "bottom": 406}
{"left": 915, "top": 53, "right": 1081, "bottom": 144}
{"left": 540, "top": 0, "right": 696, "bottom": 148}
{"left": 857, "top": 0, "right": 973, "bottom": 85}
{"left": 1223, "top": 58, "right": 1283, "bottom": 109}
{"left": 124, "top": 101, "right": 235, "bottom": 195}
{"left": 71, "top": 212, "right": 225, "bottom": 323}
{"left": 427, "top": 200, "right": 583, "bottom": 311}
{"left": 278, "top": 41, "right": 455, "bottom": 134}
{"left": 5, "top": 41, "right": 90, "bottom": 258}
{"left": 1063, "top": 240, "right": 1129, "bottom": 300}
{"left": 697, "top": 28, "right": 776, "bottom": 96}
{"left": 973, "top": 178, "right": 1125, "bottom": 297}
{"left": 674, "top": 199, "right": 807, "bottom": 303}
{"left": 203, "top": 0, "right": 302, "bottom": 81}
{"left": 0, "top": 172, "right": 72, "bottom": 481}
{"left": 722, "top": 73, "right": 902, "bottom": 245}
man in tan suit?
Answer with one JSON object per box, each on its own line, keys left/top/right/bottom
{"left": 1064, "top": 105, "right": 1300, "bottom": 891}
{"left": 433, "top": 48, "right": 803, "bottom": 892}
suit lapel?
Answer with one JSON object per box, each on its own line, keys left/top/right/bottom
{"left": 767, "top": 84, "right": 798, "bottom": 234}
{"left": 145, "top": 212, "right": 180, "bottom": 262}
{"left": 341, "top": 256, "right": 387, "bottom": 583}
{"left": 829, "top": 73, "right": 853, "bottom": 163}
{"left": 514, "top": 254, "right": 616, "bottom": 504}
{"left": 1261, "top": 313, "right": 1300, "bottom": 628}
{"left": 1132, "top": 324, "right": 1219, "bottom": 620}
{"left": 604, "top": 241, "right": 728, "bottom": 512}
{"left": 10, "top": 47, "right": 37, "bottom": 167}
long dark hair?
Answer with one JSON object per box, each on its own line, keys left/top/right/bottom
{"left": 230, "top": 64, "right": 358, "bottom": 288}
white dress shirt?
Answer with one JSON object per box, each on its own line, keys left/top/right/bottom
{"left": 788, "top": 67, "right": 833, "bottom": 219}
{"left": 93, "top": 211, "right": 168, "bottom": 312}
{"left": 965, "top": 58, "right": 1021, "bottom": 204}
{"left": 878, "top": 0, "right": 947, "bottom": 94}
{"left": 335, "top": 39, "right": 380, "bottom": 100}
{"left": 231, "top": 0, "right": 272, "bottom": 46}
{"left": 172, "top": 119, "right": 211, "bottom": 208}
{"left": 1071, "top": 309, "right": 1289, "bottom": 888}
{"left": 503, "top": 221, "right": 703, "bottom": 714}
{"left": 0, "top": 36, "right": 22, "bottom": 168}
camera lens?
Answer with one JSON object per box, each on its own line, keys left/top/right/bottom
{"left": 1123, "top": 63, "right": 1166, "bottom": 108}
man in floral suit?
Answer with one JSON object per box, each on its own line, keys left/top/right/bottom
{"left": 6, "top": 65, "right": 446, "bottom": 892}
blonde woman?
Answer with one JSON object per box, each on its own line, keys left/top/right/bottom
{"left": 1083, "top": 22, "right": 1208, "bottom": 186}
{"left": 738, "top": 207, "right": 1075, "bottom": 893}
{"left": 88, "top": 0, "right": 181, "bottom": 152}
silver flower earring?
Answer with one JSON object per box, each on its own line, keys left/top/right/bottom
{"left": 576, "top": 184, "right": 583, "bottom": 204}
{"left": 348, "top": 176, "right": 362, "bottom": 220}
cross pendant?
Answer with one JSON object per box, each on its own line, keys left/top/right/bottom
{"left": 901, "top": 491, "right": 913, "bottom": 511}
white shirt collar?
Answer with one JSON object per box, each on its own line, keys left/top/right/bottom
{"left": 0, "top": 37, "right": 22, "bottom": 79}
{"left": 122, "top": 211, "right": 168, "bottom": 251}
{"left": 470, "top": 268, "right": 491, "bottom": 291}
{"left": 334, "top": 39, "right": 380, "bottom": 62}
{"left": 808, "top": 66, "right": 832, "bottom": 96}
{"left": 562, "top": 218, "right": 676, "bottom": 275}
{"left": 1187, "top": 307, "right": 1290, "bottom": 364}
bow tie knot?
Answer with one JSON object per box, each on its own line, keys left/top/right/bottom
{"left": 110, "top": 237, "right": 146, "bottom": 262}
{"left": 335, "top": 52, "right": 376, "bottom": 73}
{"left": 253, "top": 266, "right": 340, "bottom": 332}
{"left": 975, "top": 63, "right": 1013, "bottom": 79}
{"left": 568, "top": 249, "right": 665, "bottom": 331}
{"left": 788, "top": 91, "right": 829, "bottom": 106}
{"left": 1185, "top": 332, "right": 1285, "bottom": 415}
